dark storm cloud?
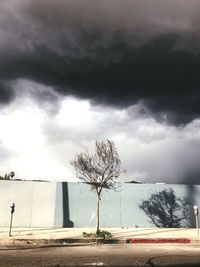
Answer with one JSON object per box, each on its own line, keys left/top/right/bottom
{"left": 1, "top": 0, "right": 200, "bottom": 124}
{"left": 0, "top": 82, "right": 15, "bottom": 104}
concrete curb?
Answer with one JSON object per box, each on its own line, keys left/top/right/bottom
{"left": 1, "top": 237, "right": 198, "bottom": 247}
{"left": 17, "top": 237, "right": 123, "bottom": 244}
{"left": 0, "top": 237, "right": 124, "bottom": 247}
{"left": 126, "top": 238, "right": 191, "bottom": 244}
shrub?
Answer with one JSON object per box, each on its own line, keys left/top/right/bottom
{"left": 82, "top": 230, "right": 112, "bottom": 239}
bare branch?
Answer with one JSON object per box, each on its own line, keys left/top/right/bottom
{"left": 70, "top": 140, "right": 122, "bottom": 192}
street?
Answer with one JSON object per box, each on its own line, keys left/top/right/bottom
{"left": 0, "top": 243, "right": 200, "bottom": 266}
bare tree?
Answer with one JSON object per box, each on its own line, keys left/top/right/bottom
{"left": 70, "top": 140, "right": 122, "bottom": 234}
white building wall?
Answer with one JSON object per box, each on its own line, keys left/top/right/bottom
{"left": 0, "top": 180, "right": 62, "bottom": 227}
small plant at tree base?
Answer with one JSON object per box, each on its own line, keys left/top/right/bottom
{"left": 97, "top": 230, "right": 112, "bottom": 239}
{"left": 82, "top": 231, "right": 93, "bottom": 238}
{"left": 82, "top": 230, "right": 112, "bottom": 239}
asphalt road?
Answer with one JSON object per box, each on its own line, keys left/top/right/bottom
{"left": 0, "top": 243, "right": 200, "bottom": 267}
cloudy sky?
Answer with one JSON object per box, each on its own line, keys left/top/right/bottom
{"left": 1, "top": 0, "right": 200, "bottom": 184}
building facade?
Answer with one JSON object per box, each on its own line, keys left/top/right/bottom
{"left": 0, "top": 180, "right": 199, "bottom": 228}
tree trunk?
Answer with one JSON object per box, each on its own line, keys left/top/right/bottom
{"left": 96, "top": 193, "right": 100, "bottom": 235}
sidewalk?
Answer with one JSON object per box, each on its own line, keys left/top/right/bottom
{"left": 0, "top": 227, "right": 200, "bottom": 246}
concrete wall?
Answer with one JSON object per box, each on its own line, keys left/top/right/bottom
{"left": 0, "top": 180, "right": 62, "bottom": 227}
{"left": 0, "top": 180, "right": 199, "bottom": 228}
{"left": 65, "top": 183, "right": 199, "bottom": 228}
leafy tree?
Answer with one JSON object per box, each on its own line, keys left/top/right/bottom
{"left": 70, "top": 140, "right": 122, "bottom": 234}
{"left": 5, "top": 171, "right": 15, "bottom": 179}
{"left": 0, "top": 171, "right": 15, "bottom": 180}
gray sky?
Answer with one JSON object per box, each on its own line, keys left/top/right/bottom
{"left": 0, "top": 0, "right": 200, "bottom": 184}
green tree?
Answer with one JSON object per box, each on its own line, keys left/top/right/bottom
{"left": 0, "top": 171, "right": 15, "bottom": 180}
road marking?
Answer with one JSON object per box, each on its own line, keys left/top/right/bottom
{"left": 84, "top": 263, "right": 104, "bottom": 266}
